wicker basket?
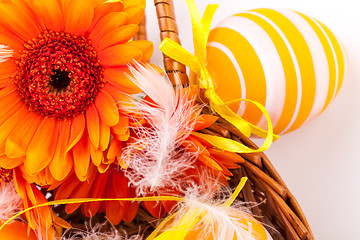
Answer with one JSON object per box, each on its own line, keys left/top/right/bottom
{"left": 61, "top": 1, "right": 314, "bottom": 239}
{"left": 137, "top": 1, "right": 314, "bottom": 239}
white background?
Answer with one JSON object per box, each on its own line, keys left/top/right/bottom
{"left": 145, "top": 0, "right": 359, "bottom": 239}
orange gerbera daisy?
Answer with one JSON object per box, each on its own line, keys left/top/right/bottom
{"left": 0, "top": 0, "right": 153, "bottom": 183}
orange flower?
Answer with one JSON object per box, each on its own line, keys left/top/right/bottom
{"left": 52, "top": 163, "right": 138, "bottom": 226}
{"left": 0, "top": 0, "right": 153, "bottom": 183}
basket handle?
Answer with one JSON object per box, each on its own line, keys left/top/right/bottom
{"left": 154, "top": 0, "right": 189, "bottom": 86}
{"left": 133, "top": 14, "right": 147, "bottom": 41}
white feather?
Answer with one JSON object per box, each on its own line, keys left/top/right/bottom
{"left": 0, "top": 44, "right": 13, "bottom": 63}
{"left": 0, "top": 182, "right": 22, "bottom": 222}
{"left": 120, "top": 62, "right": 201, "bottom": 195}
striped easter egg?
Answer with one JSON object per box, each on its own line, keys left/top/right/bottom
{"left": 206, "top": 8, "right": 346, "bottom": 135}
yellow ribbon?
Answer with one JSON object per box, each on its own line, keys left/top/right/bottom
{"left": 0, "top": 196, "right": 185, "bottom": 232}
{"left": 147, "top": 177, "right": 248, "bottom": 240}
{"left": 159, "top": 0, "right": 279, "bottom": 152}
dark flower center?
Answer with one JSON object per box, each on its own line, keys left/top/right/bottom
{"left": 15, "top": 31, "right": 105, "bottom": 120}
{"left": 49, "top": 69, "right": 72, "bottom": 93}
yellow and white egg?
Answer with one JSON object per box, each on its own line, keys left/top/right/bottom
{"left": 206, "top": 8, "right": 347, "bottom": 134}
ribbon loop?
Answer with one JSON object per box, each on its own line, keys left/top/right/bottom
{"left": 160, "top": 0, "right": 279, "bottom": 152}
{"left": 159, "top": 38, "right": 201, "bottom": 77}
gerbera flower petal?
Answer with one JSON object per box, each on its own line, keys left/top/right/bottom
{"left": 55, "top": 174, "right": 82, "bottom": 200}
{"left": 0, "top": 31, "right": 23, "bottom": 50}
{"left": 0, "top": 60, "right": 16, "bottom": 79}
{"left": 122, "top": 187, "right": 139, "bottom": 222}
{"left": 106, "top": 171, "right": 129, "bottom": 224}
{"left": 66, "top": 114, "right": 85, "bottom": 152}
{"left": 122, "top": 0, "right": 146, "bottom": 24}
{"left": 65, "top": 175, "right": 96, "bottom": 214}
{"left": 98, "top": 24, "right": 139, "bottom": 51}
{"left": 30, "top": 184, "right": 53, "bottom": 227}
{"left": 72, "top": 134, "right": 91, "bottom": 181}
{"left": 111, "top": 116, "right": 129, "bottom": 137}
{"left": 13, "top": 168, "right": 54, "bottom": 235}
{"left": 98, "top": 162, "right": 111, "bottom": 173}
{"left": 46, "top": 162, "right": 70, "bottom": 184}
{"left": 142, "top": 199, "right": 166, "bottom": 218}
{"left": 0, "top": 77, "right": 12, "bottom": 88}
{"left": 193, "top": 115, "right": 219, "bottom": 131}
{"left": 89, "top": 12, "right": 127, "bottom": 44}
{"left": 32, "top": 0, "right": 65, "bottom": 32}
{"left": 197, "top": 154, "right": 223, "bottom": 172}
{"left": 122, "top": 0, "right": 146, "bottom": 8}
{"left": 86, "top": 104, "right": 100, "bottom": 149}
{"left": 62, "top": 0, "right": 94, "bottom": 35}
{"left": 126, "top": 40, "right": 154, "bottom": 62}
{"left": 0, "top": 83, "right": 16, "bottom": 97}
{"left": 181, "top": 137, "right": 210, "bottom": 156}
{"left": 25, "top": 118, "right": 57, "bottom": 174}
{"left": 90, "top": 147, "right": 103, "bottom": 166}
{"left": 49, "top": 121, "right": 73, "bottom": 181}
{"left": 0, "top": 155, "right": 24, "bottom": 169}
{"left": 0, "top": 91, "right": 21, "bottom": 122}
{"left": 91, "top": 1, "right": 124, "bottom": 30}
{"left": 0, "top": 105, "right": 28, "bottom": 148}
{"left": 5, "top": 112, "right": 42, "bottom": 159}
{"left": 208, "top": 149, "right": 244, "bottom": 166}
{"left": 83, "top": 169, "right": 108, "bottom": 216}
{"left": 95, "top": 90, "right": 119, "bottom": 127}
{"left": 162, "top": 198, "right": 177, "bottom": 213}
{"left": 105, "top": 185, "right": 125, "bottom": 225}
{"left": 0, "top": 3, "right": 40, "bottom": 42}
{"left": 107, "top": 138, "right": 122, "bottom": 160}
{"left": 103, "top": 67, "right": 141, "bottom": 92}
{"left": 59, "top": 166, "right": 97, "bottom": 214}
{"left": 98, "top": 43, "right": 143, "bottom": 67}
{"left": 99, "top": 120, "right": 111, "bottom": 151}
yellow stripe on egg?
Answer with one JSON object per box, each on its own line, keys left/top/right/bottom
{"left": 317, "top": 21, "right": 346, "bottom": 100}
{"left": 297, "top": 12, "right": 338, "bottom": 116}
{"left": 206, "top": 8, "right": 346, "bottom": 134}
{"left": 208, "top": 27, "right": 267, "bottom": 125}
{"left": 254, "top": 8, "right": 317, "bottom": 134}
{"left": 238, "top": 11, "right": 300, "bottom": 134}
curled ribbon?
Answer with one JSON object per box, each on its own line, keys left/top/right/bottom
{"left": 159, "top": 0, "right": 279, "bottom": 152}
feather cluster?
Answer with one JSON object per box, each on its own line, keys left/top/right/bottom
{"left": 121, "top": 63, "right": 201, "bottom": 195}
